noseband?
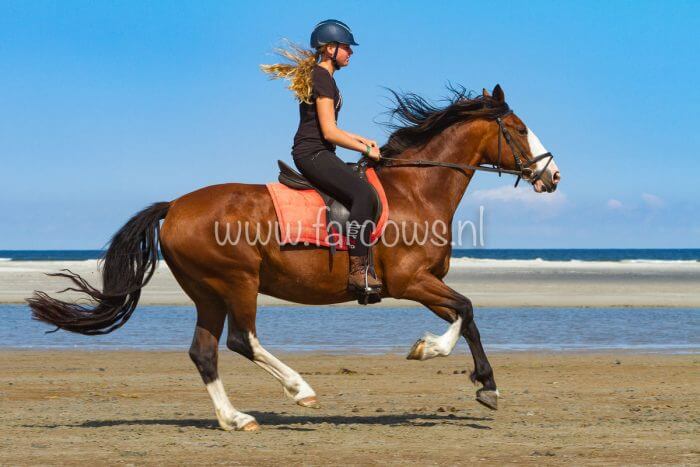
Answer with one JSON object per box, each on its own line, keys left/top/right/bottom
{"left": 380, "top": 109, "right": 555, "bottom": 187}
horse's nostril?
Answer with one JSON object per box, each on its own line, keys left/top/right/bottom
{"left": 552, "top": 171, "right": 561, "bottom": 184}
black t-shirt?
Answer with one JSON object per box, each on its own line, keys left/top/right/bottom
{"left": 291, "top": 65, "right": 342, "bottom": 159}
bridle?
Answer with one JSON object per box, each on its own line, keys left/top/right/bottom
{"left": 494, "top": 110, "right": 555, "bottom": 187}
{"left": 378, "top": 109, "right": 555, "bottom": 188}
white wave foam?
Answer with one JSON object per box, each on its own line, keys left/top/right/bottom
{"left": 452, "top": 257, "right": 698, "bottom": 265}
{"left": 0, "top": 258, "right": 11, "bottom": 261}
{"left": 448, "top": 257, "right": 700, "bottom": 269}
{"left": 621, "top": 259, "right": 699, "bottom": 264}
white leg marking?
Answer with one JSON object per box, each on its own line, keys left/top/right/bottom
{"left": 248, "top": 333, "right": 316, "bottom": 402}
{"left": 417, "top": 317, "right": 463, "bottom": 360}
{"left": 205, "top": 378, "right": 256, "bottom": 431}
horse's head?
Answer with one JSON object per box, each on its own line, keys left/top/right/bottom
{"left": 480, "top": 85, "right": 560, "bottom": 193}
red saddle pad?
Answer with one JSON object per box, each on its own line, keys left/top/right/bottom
{"left": 266, "top": 168, "right": 389, "bottom": 250}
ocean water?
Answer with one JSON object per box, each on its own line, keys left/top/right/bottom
{"left": 3, "top": 305, "right": 698, "bottom": 353}
{"left": 0, "top": 249, "right": 698, "bottom": 262}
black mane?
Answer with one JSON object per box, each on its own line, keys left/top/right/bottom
{"left": 379, "top": 84, "right": 510, "bottom": 158}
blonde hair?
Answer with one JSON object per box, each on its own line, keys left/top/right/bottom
{"left": 260, "top": 40, "right": 325, "bottom": 104}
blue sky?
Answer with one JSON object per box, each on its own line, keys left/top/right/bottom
{"left": 1, "top": 0, "right": 698, "bottom": 248}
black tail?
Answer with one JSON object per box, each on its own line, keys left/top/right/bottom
{"left": 27, "top": 202, "right": 170, "bottom": 335}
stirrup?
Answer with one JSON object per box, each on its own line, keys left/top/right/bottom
{"left": 347, "top": 283, "right": 382, "bottom": 305}
{"left": 358, "top": 289, "right": 382, "bottom": 305}
{"left": 347, "top": 270, "right": 382, "bottom": 305}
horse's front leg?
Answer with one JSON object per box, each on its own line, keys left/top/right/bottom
{"left": 400, "top": 273, "right": 498, "bottom": 410}
{"left": 405, "top": 305, "right": 464, "bottom": 361}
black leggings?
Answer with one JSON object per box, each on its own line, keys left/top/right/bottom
{"left": 294, "top": 150, "right": 376, "bottom": 256}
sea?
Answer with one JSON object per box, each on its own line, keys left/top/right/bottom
{"left": 3, "top": 305, "right": 698, "bottom": 353}
{"left": 1, "top": 248, "right": 699, "bottom": 262}
{"left": 2, "top": 249, "right": 698, "bottom": 353}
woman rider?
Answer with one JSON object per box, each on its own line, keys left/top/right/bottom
{"left": 261, "top": 19, "right": 382, "bottom": 294}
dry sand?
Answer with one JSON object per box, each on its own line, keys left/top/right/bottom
{"left": 3, "top": 259, "right": 700, "bottom": 308}
{"left": 1, "top": 351, "right": 698, "bottom": 465}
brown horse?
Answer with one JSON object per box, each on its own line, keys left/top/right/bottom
{"left": 28, "top": 84, "right": 560, "bottom": 431}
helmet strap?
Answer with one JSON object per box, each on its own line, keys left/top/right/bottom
{"left": 331, "top": 42, "right": 340, "bottom": 70}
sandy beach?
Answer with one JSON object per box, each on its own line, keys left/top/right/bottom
{"left": 1, "top": 351, "right": 697, "bottom": 465}
{"left": 3, "top": 259, "right": 699, "bottom": 308}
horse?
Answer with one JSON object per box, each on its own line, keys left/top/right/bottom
{"left": 28, "top": 84, "right": 560, "bottom": 431}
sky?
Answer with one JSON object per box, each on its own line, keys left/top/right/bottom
{"left": 1, "top": 0, "right": 699, "bottom": 249}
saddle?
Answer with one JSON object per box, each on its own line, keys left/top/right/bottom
{"left": 272, "top": 159, "right": 387, "bottom": 305}
{"left": 276, "top": 160, "right": 384, "bottom": 240}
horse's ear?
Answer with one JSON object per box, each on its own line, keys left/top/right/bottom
{"left": 482, "top": 87, "right": 491, "bottom": 97}
{"left": 492, "top": 84, "right": 505, "bottom": 102}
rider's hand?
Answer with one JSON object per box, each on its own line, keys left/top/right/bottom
{"left": 367, "top": 145, "right": 381, "bottom": 161}
{"left": 357, "top": 137, "right": 378, "bottom": 148}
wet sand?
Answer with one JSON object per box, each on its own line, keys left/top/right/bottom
{"left": 1, "top": 351, "right": 698, "bottom": 465}
{"left": 3, "top": 259, "right": 700, "bottom": 307}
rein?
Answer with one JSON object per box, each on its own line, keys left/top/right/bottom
{"left": 378, "top": 109, "right": 554, "bottom": 187}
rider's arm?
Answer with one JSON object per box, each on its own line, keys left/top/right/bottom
{"left": 342, "top": 130, "right": 377, "bottom": 146}
{"left": 316, "top": 97, "right": 369, "bottom": 155}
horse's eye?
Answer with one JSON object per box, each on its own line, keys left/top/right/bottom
{"left": 517, "top": 127, "right": 527, "bottom": 135}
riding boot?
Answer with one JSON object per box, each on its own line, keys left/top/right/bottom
{"left": 348, "top": 255, "right": 382, "bottom": 293}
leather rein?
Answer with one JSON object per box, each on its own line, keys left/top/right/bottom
{"left": 377, "top": 109, "right": 554, "bottom": 187}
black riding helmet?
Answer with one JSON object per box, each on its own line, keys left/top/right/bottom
{"left": 310, "top": 19, "right": 358, "bottom": 70}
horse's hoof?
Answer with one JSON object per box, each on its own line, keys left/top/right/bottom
{"left": 476, "top": 389, "right": 499, "bottom": 410}
{"left": 406, "top": 339, "right": 425, "bottom": 360}
{"left": 240, "top": 420, "right": 261, "bottom": 432}
{"left": 297, "top": 395, "right": 320, "bottom": 409}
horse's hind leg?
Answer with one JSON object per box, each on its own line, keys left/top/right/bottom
{"left": 189, "top": 302, "right": 259, "bottom": 431}
{"left": 224, "top": 280, "right": 319, "bottom": 408}
{"left": 249, "top": 332, "right": 320, "bottom": 408}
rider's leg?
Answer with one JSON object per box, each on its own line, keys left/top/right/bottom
{"left": 294, "top": 151, "right": 381, "bottom": 290}
{"left": 293, "top": 150, "right": 376, "bottom": 235}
